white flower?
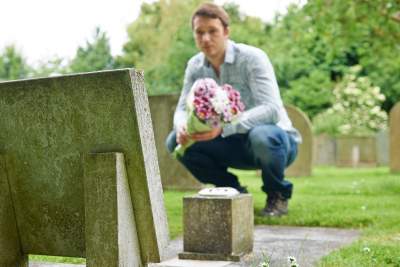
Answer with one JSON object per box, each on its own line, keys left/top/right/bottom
{"left": 210, "top": 89, "right": 229, "bottom": 114}
{"left": 363, "top": 247, "right": 371, "bottom": 253}
{"left": 377, "top": 94, "right": 386, "bottom": 101}
{"left": 258, "top": 261, "right": 269, "bottom": 267}
{"left": 370, "top": 106, "right": 380, "bottom": 115}
{"left": 339, "top": 124, "right": 351, "bottom": 134}
{"left": 288, "top": 256, "right": 298, "bottom": 267}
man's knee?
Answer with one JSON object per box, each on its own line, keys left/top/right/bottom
{"left": 248, "top": 124, "right": 286, "bottom": 152}
{"left": 165, "top": 130, "right": 178, "bottom": 154}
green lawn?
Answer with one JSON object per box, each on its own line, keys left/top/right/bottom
{"left": 31, "top": 167, "right": 400, "bottom": 266}
{"left": 165, "top": 167, "right": 400, "bottom": 267}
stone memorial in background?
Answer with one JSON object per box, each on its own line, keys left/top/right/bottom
{"left": 336, "top": 136, "right": 377, "bottom": 167}
{"left": 285, "top": 104, "right": 313, "bottom": 177}
{"left": 376, "top": 129, "right": 389, "bottom": 166}
{"left": 390, "top": 102, "right": 400, "bottom": 173}
{"left": 149, "top": 95, "right": 202, "bottom": 190}
{"left": 0, "top": 69, "right": 168, "bottom": 266}
{"left": 313, "top": 134, "right": 336, "bottom": 166}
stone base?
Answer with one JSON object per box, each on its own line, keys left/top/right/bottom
{"left": 182, "top": 194, "right": 253, "bottom": 259}
{"left": 178, "top": 252, "right": 243, "bottom": 262}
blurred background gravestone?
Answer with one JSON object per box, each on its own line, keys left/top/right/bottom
{"left": 390, "top": 102, "right": 400, "bottom": 173}
{"left": 285, "top": 104, "right": 313, "bottom": 177}
{"left": 0, "top": 69, "right": 168, "bottom": 266}
{"left": 376, "top": 129, "right": 389, "bottom": 166}
{"left": 149, "top": 94, "right": 202, "bottom": 190}
{"left": 313, "top": 134, "right": 336, "bottom": 166}
{"left": 335, "top": 136, "right": 378, "bottom": 167}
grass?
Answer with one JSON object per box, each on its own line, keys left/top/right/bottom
{"left": 166, "top": 167, "right": 400, "bottom": 266}
{"left": 30, "top": 167, "right": 400, "bottom": 266}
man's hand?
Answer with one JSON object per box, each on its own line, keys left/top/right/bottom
{"left": 176, "top": 126, "right": 190, "bottom": 145}
{"left": 191, "top": 127, "right": 222, "bottom": 142}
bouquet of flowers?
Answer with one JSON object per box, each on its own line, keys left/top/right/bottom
{"left": 173, "top": 78, "right": 245, "bottom": 157}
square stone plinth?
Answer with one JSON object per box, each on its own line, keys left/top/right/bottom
{"left": 179, "top": 194, "right": 253, "bottom": 261}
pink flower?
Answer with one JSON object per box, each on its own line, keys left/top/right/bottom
{"left": 189, "top": 78, "right": 245, "bottom": 127}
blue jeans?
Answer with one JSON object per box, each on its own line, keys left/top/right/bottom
{"left": 165, "top": 124, "right": 298, "bottom": 199}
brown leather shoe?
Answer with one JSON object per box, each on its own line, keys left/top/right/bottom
{"left": 260, "top": 192, "right": 288, "bottom": 217}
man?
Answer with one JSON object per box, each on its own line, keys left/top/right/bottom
{"left": 166, "top": 3, "right": 301, "bottom": 217}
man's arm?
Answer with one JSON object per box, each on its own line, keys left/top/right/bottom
{"left": 222, "top": 49, "right": 282, "bottom": 137}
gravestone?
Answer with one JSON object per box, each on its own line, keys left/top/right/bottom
{"left": 149, "top": 95, "right": 202, "bottom": 190}
{"left": 376, "top": 129, "right": 389, "bottom": 166}
{"left": 313, "top": 134, "right": 336, "bottom": 166}
{"left": 179, "top": 189, "right": 253, "bottom": 261}
{"left": 285, "top": 104, "right": 313, "bottom": 177}
{"left": 336, "top": 136, "right": 377, "bottom": 167}
{"left": 390, "top": 102, "right": 400, "bottom": 173}
{"left": 0, "top": 69, "right": 168, "bottom": 266}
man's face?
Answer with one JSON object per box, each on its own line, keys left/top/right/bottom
{"left": 193, "top": 16, "right": 229, "bottom": 62}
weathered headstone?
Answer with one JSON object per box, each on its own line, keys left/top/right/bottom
{"left": 336, "top": 136, "right": 377, "bottom": 167}
{"left": 376, "top": 129, "right": 389, "bottom": 166}
{"left": 179, "top": 190, "right": 253, "bottom": 261}
{"left": 0, "top": 69, "right": 168, "bottom": 266}
{"left": 149, "top": 95, "right": 202, "bottom": 190}
{"left": 313, "top": 134, "right": 336, "bottom": 166}
{"left": 390, "top": 102, "right": 400, "bottom": 173}
{"left": 285, "top": 104, "right": 313, "bottom": 177}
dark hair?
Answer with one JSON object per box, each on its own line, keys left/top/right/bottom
{"left": 191, "top": 3, "right": 230, "bottom": 29}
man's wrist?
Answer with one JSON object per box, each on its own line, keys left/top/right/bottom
{"left": 221, "top": 124, "right": 237, "bottom": 137}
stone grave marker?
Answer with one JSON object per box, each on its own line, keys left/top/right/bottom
{"left": 179, "top": 189, "right": 253, "bottom": 261}
{"left": 376, "top": 129, "right": 389, "bottom": 166}
{"left": 149, "top": 95, "right": 202, "bottom": 190}
{"left": 390, "top": 102, "right": 400, "bottom": 173}
{"left": 0, "top": 69, "right": 168, "bottom": 266}
{"left": 336, "top": 136, "right": 377, "bottom": 167}
{"left": 285, "top": 104, "right": 313, "bottom": 177}
{"left": 313, "top": 134, "right": 336, "bottom": 166}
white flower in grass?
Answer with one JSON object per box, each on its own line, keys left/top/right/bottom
{"left": 258, "top": 262, "right": 269, "bottom": 267}
{"left": 363, "top": 247, "right": 371, "bottom": 253}
{"left": 288, "top": 256, "right": 298, "bottom": 267}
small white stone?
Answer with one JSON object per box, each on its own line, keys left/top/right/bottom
{"left": 198, "top": 187, "right": 240, "bottom": 197}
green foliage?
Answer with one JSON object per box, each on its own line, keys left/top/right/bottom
{"left": 67, "top": 27, "right": 114, "bottom": 73}
{"left": 30, "top": 57, "right": 66, "bottom": 78}
{"left": 313, "top": 66, "right": 387, "bottom": 136}
{"left": 117, "top": 0, "right": 205, "bottom": 94}
{"left": 282, "top": 69, "right": 333, "bottom": 118}
{"left": 0, "top": 45, "right": 30, "bottom": 81}
{"left": 256, "top": 0, "right": 400, "bottom": 116}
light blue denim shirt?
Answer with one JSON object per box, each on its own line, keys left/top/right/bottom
{"left": 174, "top": 40, "right": 302, "bottom": 143}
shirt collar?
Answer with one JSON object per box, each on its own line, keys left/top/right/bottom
{"left": 202, "top": 40, "right": 235, "bottom": 67}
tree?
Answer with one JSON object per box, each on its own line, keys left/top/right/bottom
{"left": 67, "top": 27, "right": 114, "bottom": 73}
{"left": 30, "top": 56, "right": 66, "bottom": 78}
{"left": 0, "top": 45, "right": 30, "bottom": 81}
